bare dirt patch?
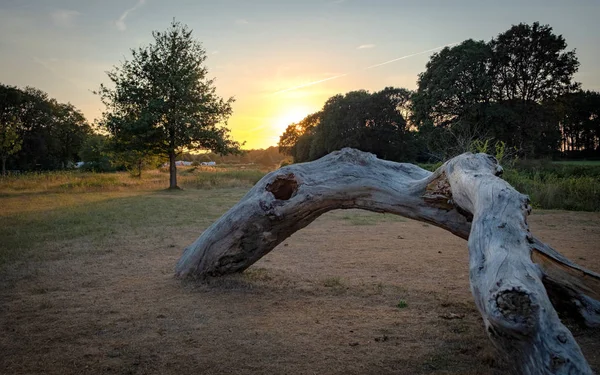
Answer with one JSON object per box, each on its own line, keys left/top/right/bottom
{"left": 1, "top": 189, "right": 599, "bottom": 374}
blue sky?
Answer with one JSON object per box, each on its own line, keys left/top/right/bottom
{"left": 1, "top": 0, "right": 599, "bottom": 148}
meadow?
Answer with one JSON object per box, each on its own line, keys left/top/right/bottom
{"left": 420, "top": 160, "right": 600, "bottom": 212}
{"left": 0, "top": 164, "right": 599, "bottom": 374}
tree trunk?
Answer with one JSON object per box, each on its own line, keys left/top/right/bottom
{"left": 175, "top": 148, "right": 599, "bottom": 374}
{"left": 1, "top": 156, "right": 6, "bottom": 177}
{"left": 169, "top": 151, "right": 178, "bottom": 189}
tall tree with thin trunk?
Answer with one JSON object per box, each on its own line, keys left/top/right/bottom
{"left": 97, "top": 20, "right": 240, "bottom": 189}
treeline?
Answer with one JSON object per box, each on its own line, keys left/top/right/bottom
{"left": 279, "top": 22, "right": 600, "bottom": 163}
{"left": 1, "top": 21, "right": 283, "bottom": 179}
{"left": 0, "top": 84, "right": 161, "bottom": 176}
{"left": 0, "top": 83, "right": 285, "bottom": 175}
{"left": 0, "top": 85, "right": 91, "bottom": 174}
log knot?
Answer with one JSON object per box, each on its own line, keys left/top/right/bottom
{"left": 266, "top": 173, "right": 298, "bottom": 201}
{"left": 493, "top": 288, "right": 538, "bottom": 331}
{"left": 551, "top": 354, "right": 568, "bottom": 371}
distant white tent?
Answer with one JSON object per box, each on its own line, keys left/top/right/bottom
{"left": 163, "top": 161, "right": 193, "bottom": 167}
{"left": 162, "top": 160, "right": 215, "bottom": 167}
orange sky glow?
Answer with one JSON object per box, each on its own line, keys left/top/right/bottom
{"left": 1, "top": 1, "right": 598, "bottom": 150}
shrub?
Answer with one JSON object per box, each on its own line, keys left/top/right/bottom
{"left": 503, "top": 169, "right": 600, "bottom": 211}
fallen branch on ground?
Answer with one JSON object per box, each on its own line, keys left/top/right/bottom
{"left": 176, "top": 148, "right": 600, "bottom": 374}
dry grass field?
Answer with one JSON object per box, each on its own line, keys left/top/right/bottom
{"left": 1, "top": 170, "right": 599, "bottom": 374}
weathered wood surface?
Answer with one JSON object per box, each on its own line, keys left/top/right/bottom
{"left": 175, "top": 148, "right": 599, "bottom": 374}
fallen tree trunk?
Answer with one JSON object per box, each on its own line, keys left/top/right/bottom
{"left": 175, "top": 148, "right": 599, "bottom": 374}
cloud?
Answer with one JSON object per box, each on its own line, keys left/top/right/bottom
{"left": 357, "top": 44, "right": 375, "bottom": 49}
{"left": 235, "top": 19, "right": 249, "bottom": 25}
{"left": 116, "top": 0, "right": 146, "bottom": 32}
{"left": 50, "top": 10, "right": 80, "bottom": 28}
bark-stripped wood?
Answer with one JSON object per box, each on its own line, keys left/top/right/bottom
{"left": 175, "top": 148, "right": 599, "bottom": 374}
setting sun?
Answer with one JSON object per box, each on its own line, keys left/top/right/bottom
{"left": 272, "top": 106, "right": 313, "bottom": 133}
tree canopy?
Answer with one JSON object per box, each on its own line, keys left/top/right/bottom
{"left": 0, "top": 115, "right": 22, "bottom": 176}
{"left": 97, "top": 20, "right": 240, "bottom": 188}
{"left": 410, "top": 22, "right": 581, "bottom": 159}
{"left": 279, "top": 87, "right": 416, "bottom": 163}
{"left": 0, "top": 84, "right": 91, "bottom": 172}
{"left": 277, "top": 22, "right": 595, "bottom": 163}
{"left": 490, "top": 22, "right": 580, "bottom": 103}
{"left": 412, "top": 39, "right": 493, "bottom": 130}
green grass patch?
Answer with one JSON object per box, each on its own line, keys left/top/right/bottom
{"left": 0, "top": 187, "right": 248, "bottom": 266}
{"left": 0, "top": 167, "right": 268, "bottom": 195}
{"left": 421, "top": 159, "right": 600, "bottom": 212}
{"left": 552, "top": 160, "right": 600, "bottom": 166}
{"left": 418, "top": 162, "right": 443, "bottom": 172}
{"left": 513, "top": 159, "right": 600, "bottom": 179}
{"left": 193, "top": 169, "right": 266, "bottom": 189}
{"left": 503, "top": 164, "right": 600, "bottom": 211}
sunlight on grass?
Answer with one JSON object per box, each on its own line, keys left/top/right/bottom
{"left": 0, "top": 167, "right": 269, "bottom": 266}
{"left": 0, "top": 188, "right": 250, "bottom": 266}
{"left": 0, "top": 167, "right": 267, "bottom": 194}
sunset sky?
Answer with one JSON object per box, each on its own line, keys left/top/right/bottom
{"left": 1, "top": 0, "right": 599, "bottom": 149}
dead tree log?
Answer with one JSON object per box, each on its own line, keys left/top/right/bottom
{"left": 175, "top": 148, "right": 599, "bottom": 374}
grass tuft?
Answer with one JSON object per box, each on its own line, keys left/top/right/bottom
{"left": 323, "top": 277, "right": 344, "bottom": 288}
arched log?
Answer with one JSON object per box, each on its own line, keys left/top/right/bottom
{"left": 175, "top": 148, "right": 599, "bottom": 374}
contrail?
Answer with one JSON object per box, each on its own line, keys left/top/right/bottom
{"left": 364, "top": 42, "right": 459, "bottom": 70}
{"left": 272, "top": 73, "right": 348, "bottom": 95}
{"left": 272, "top": 42, "right": 459, "bottom": 95}
{"left": 116, "top": 0, "right": 146, "bottom": 31}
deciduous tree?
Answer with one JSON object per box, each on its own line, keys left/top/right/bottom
{"left": 490, "top": 22, "right": 580, "bottom": 103}
{"left": 412, "top": 39, "right": 493, "bottom": 130}
{"left": 0, "top": 116, "right": 22, "bottom": 176}
{"left": 97, "top": 20, "right": 240, "bottom": 189}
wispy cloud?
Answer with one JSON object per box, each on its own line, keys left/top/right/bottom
{"left": 50, "top": 10, "right": 80, "bottom": 28}
{"left": 235, "top": 19, "right": 249, "bottom": 25}
{"left": 357, "top": 44, "right": 375, "bottom": 49}
{"left": 273, "top": 43, "right": 459, "bottom": 95}
{"left": 116, "top": 0, "right": 146, "bottom": 32}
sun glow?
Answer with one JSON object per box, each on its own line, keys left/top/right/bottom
{"left": 272, "top": 106, "right": 313, "bottom": 133}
